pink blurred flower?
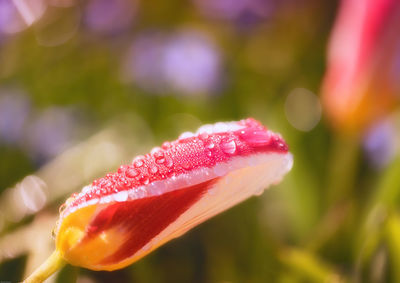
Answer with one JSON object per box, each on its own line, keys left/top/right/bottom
{"left": 322, "top": 0, "right": 400, "bottom": 133}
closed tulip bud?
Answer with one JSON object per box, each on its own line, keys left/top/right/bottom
{"left": 322, "top": 0, "right": 400, "bottom": 133}
{"left": 24, "top": 118, "right": 292, "bottom": 282}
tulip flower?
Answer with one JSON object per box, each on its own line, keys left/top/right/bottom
{"left": 322, "top": 0, "right": 400, "bottom": 133}
{"left": 24, "top": 118, "right": 292, "bottom": 282}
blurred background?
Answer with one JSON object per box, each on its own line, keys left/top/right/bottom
{"left": 0, "top": 0, "right": 400, "bottom": 282}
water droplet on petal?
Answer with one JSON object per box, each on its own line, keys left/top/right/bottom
{"left": 140, "top": 176, "right": 149, "bottom": 185}
{"left": 134, "top": 159, "right": 144, "bottom": 168}
{"left": 151, "top": 147, "right": 161, "bottom": 154}
{"left": 126, "top": 168, "right": 139, "bottom": 178}
{"left": 240, "top": 129, "right": 271, "bottom": 146}
{"left": 206, "top": 142, "right": 215, "bottom": 149}
{"left": 199, "top": 132, "right": 209, "bottom": 139}
{"left": 149, "top": 166, "right": 158, "bottom": 174}
{"left": 221, "top": 139, "right": 237, "bottom": 155}
{"left": 162, "top": 141, "right": 171, "bottom": 149}
{"left": 165, "top": 157, "right": 173, "bottom": 168}
{"left": 205, "top": 149, "right": 212, "bottom": 157}
{"left": 153, "top": 150, "right": 165, "bottom": 164}
{"left": 133, "top": 155, "right": 145, "bottom": 167}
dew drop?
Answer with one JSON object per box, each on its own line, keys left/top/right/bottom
{"left": 126, "top": 168, "right": 139, "bottom": 178}
{"left": 199, "top": 132, "right": 209, "bottom": 139}
{"left": 149, "top": 166, "right": 158, "bottom": 174}
{"left": 151, "top": 147, "right": 162, "bottom": 155}
{"left": 134, "top": 159, "right": 144, "bottom": 168}
{"left": 140, "top": 175, "right": 150, "bottom": 185}
{"left": 205, "top": 150, "right": 212, "bottom": 157}
{"left": 221, "top": 139, "right": 237, "bottom": 155}
{"left": 153, "top": 150, "right": 165, "bottom": 164}
{"left": 133, "top": 155, "right": 145, "bottom": 167}
{"left": 206, "top": 142, "right": 215, "bottom": 149}
{"left": 241, "top": 129, "right": 271, "bottom": 146}
{"left": 165, "top": 157, "right": 173, "bottom": 168}
{"left": 162, "top": 141, "right": 171, "bottom": 149}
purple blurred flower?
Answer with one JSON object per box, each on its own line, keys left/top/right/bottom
{"left": 0, "top": 0, "right": 47, "bottom": 36}
{"left": 123, "top": 32, "right": 167, "bottom": 93}
{"left": 0, "top": 89, "right": 31, "bottom": 144}
{"left": 25, "top": 107, "right": 80, "bottom": 163}
{"left": 0, "top": 0, "right": 26, "bottom": 35}
{"left": 84, "top": 0, "right": 136, "bottom": 35}
{"left": 193, "top": 0, "right": 275, "bottom": 26}
{"left": 123, "top": 30, "right": 222, "bottom": 96}
{"left": 163, "top": 32, "right": 221, "bottom": 94}
{"left": 363, "top": 119, "right": 396, "bottom": 168}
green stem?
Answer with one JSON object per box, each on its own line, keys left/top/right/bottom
{"left": 24, "top": 250, "right": 66, "bottom": 283}
{"left": 326, "top": 135, "right": 360, "bottom": 206}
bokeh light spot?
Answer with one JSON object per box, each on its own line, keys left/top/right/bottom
{"left": 18, "top": 175, "right": 48, "bottom": 213}
{"left": 285, "top": 88, "right": 322, "bottom": 132}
